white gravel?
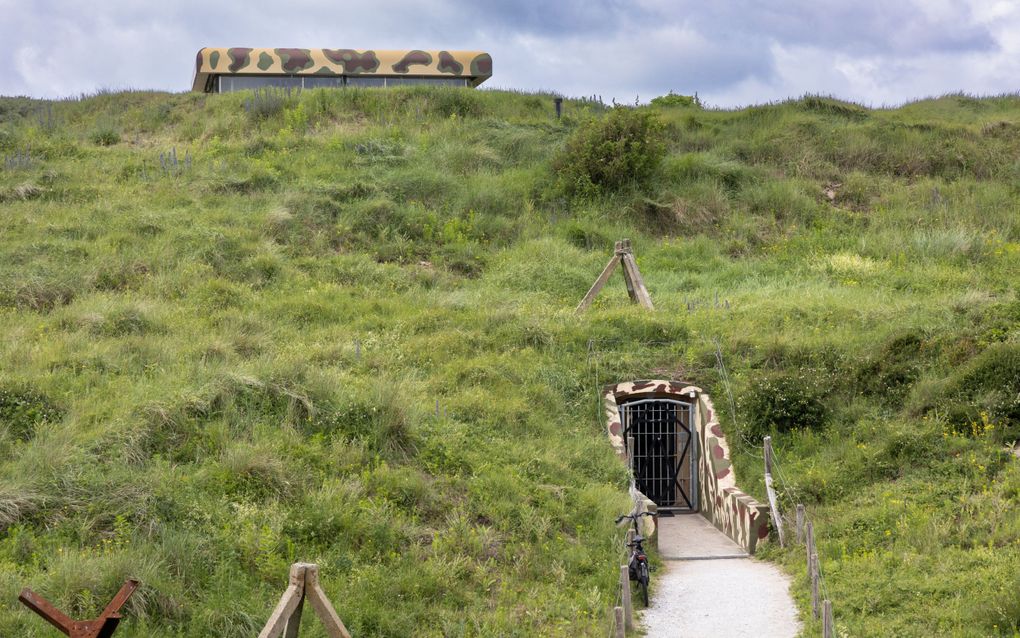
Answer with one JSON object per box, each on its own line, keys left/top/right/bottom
{"left": 641, "top": 556, "right": 802, "bottom": 638}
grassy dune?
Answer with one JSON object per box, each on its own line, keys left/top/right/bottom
{"left": 0, "top": 87, "right": 1018, "bottom": 637}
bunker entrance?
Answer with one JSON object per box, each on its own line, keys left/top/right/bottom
{"left": 621, "top": 398, "right": 697, "bottom": 512}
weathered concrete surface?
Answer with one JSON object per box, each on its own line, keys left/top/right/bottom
{"left": 656, "top": 514, "right": 748, "bottom": 560}
{"left": 642, "top": 514, "right": 801, "bottom": 638}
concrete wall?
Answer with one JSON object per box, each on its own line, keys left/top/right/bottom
{"left": 604, "top": 380, "right": 769, "bottom": 553}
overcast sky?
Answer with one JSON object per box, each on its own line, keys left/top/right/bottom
{"left": 2, "top": 0, "right": 1019, "bottom": 107}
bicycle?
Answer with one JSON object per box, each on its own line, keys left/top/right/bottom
{"left": 616, "top": 511, "right": 655, "bottom": 606}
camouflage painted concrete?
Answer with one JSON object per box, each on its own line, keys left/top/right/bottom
{"left": 192, "top": 48, "right": 493, "bottom": 91}
{"left": 604, "top": 380, "right": 769, "bottom": 554}
{"left": 695, "top": 391, "right": 770, "bottom": 553}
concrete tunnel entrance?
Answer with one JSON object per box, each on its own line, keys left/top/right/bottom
{"left": 605, "top": 380, "right": 771, "bottom": 554}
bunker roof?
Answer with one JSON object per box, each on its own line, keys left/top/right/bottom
{"left": 193, "top": 48, "right": 492, "bottom": 92}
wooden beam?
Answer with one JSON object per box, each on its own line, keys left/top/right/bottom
{"left": 305, "top": 564, "right": 353, "bottom": 638}
{"left": 282, "top": 585, "right": 304, "bottom": 638}
{"left": 258, "top": 565, "right": 307, "bottom": 638}
{"left": 620, "top": 255, "right": 639, "bottom": 303}
{"left": 620, "top": 253, "right": 654, "bottom": 309}
{"left": 810, "top": 553, "right": 820, "bottom": 620}
{"left": 796, "top": 504, "right": 805, "bottom": 544}
{"left": 620, "top": 565, "right": 633, "bottom": 630}
{"left": 575, "top": 255, "right": 621, "bottom": 313}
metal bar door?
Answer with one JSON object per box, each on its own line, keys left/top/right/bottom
{"left": 621, "top": 399, "right": 697, "bottom": 511}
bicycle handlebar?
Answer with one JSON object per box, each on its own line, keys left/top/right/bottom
{"left": 615, "top": 511, "right": 656, "bottom": 524}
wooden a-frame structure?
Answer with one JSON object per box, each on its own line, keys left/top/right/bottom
{"left": 258, "top": 563, "right": 352, "bottom": 638}
{"left": 576, "top": 239, "right": 654, "bottom": 313}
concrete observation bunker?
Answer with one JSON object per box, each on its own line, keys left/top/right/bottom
{"left": 192, "top": 48, "right": 493, "bottom": 92}
{"left": 605, "top": 380, "right": 770, "bottom": 554}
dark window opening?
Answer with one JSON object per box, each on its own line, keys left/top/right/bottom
{"left": 217, "top": 75, "right": 469, "bottom": 92}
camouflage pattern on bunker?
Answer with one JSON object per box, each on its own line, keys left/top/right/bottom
{"left": 192, "top": 48, "right": 493, "bottom": 92}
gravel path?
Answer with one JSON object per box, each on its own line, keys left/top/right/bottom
{"left": 640, "top": 515, "right": 801, "bottom": 638}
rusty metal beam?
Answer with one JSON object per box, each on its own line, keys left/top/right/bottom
{"left": 19, "top": 580, "right": 139, "bottom": 638}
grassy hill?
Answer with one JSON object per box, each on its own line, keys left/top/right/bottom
{"left": 0, "top": 87, "right": 1017, "bottom": 637}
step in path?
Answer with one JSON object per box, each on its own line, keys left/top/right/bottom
{"left": 641, "top": 514, "right": 801, "bottom": 638}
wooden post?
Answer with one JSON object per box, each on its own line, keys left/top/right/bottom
{"left": 304, "top": 564, "right": 353, "bottom": 638}
{"left": 763, "top": 436, "right": 786, "bottom": 547}
{"left": 620, "top": 252, "right": 654, "bottom": 309}
{"left": 258, "top": 564, "right": 307, "bottom": 638}
{"left": 810, "top": 553, "right": 820, "bottom": 620}
{"left": 614, "top": 606, "right": 625, "bottom": 638}
{"left": 283, "top": 583, "right": 304, "bottom": 638}
{"left": 806, "top": 521, "right": 815, "bottom": 573}
{"left": 627, "top": 435, "right": 635, "bottom": 474}
{"left": 823, "top": 599, "right": 833, "bottom": 638}
{"left": 575, "top": 251, "right": 621, "bottom": 313}
{"left": 796, "top": 504, "right": 805, "bottom": 544}
{"left": 621, "top": 565, "right": 633, "bottom": 630}
{"left": 620, "top": 253, "right": 638, "bottom": 304}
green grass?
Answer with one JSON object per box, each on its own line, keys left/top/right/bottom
{"left": 0, "top": 87, "right": 1018, "bottom": 637}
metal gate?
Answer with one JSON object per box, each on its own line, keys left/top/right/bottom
{"left": 621, "top": 399, "right": 697, "bottom": 511}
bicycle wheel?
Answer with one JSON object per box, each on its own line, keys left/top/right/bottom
{"left": 639, "top": 562, "right": 649, "bottom": 606}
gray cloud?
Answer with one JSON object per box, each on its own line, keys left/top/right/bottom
{"left": 0, "top": 0, "right": 1014, "bottom": 106}
{"left": 681, "top": 1, "right": 995, "bottom": 55}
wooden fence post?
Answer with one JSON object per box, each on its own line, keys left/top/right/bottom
{"left": 796, "top": 504, "right": 805, "bottom": 544}
{"left": 823, "top": 599, "right": 833, "bottom": 638}
{"left": 614, "top": 606, "right": 625, "bottom": 638}
{"left": 806, "top": 521, "right": 815, "bottom": 573}
{"left": 763, "top": 436, "right": 786, "bottom": 547}
{"left": 810, "top": 553, "right": 820, "bottom": 620}
{"left": 627, "top": 436, "right": 635, "bottom": 475}
{"left": 621, "top": 565, "right": 633, "bottom": 630}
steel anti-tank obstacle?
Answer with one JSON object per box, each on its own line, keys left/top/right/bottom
{"left": 18, "top": 579, "right": 139, "bottom": 638}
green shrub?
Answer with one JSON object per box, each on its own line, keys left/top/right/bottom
{"left": 917, "top": 342, "right": 1020, "bottom": 441}
{"left": 834, "top": 170, "right": 881, "bottom": 209}
{"left": 0, "top": 385, "right": 62, "bottom": 441}
{"left": 650, "top": 91, "right": 700, "bottom": 108}
{"left": 561, "top": 220, "right": 611, "bottom": 250}
{"left": 856, "top": 331, "right": 926, "bottom": 402}
{"left": 554, "top": 108, "right": 666, "bottom": 198}
{"left": 88, "top": 125, "right": 120, "bottom": 146}
{"left": 740, "top": 370, "right": 829, "bottom": 439}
